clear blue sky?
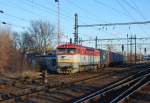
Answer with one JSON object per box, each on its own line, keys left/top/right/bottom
{"left": 0, "top": 0, "right": 150, "bottom": 53}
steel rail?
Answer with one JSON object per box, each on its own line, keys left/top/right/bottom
{"left": 110, "top": 74, "right": 150, "bottom": 103}
{"left": 73, "top": 74, "right": 144, "bottom": 103}
{"left": 72, "top": 68, "right": 150, "bottom": 103}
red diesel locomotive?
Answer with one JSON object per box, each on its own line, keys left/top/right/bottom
{"left": 57, "top": 43, "right": 100, "bottom": 73}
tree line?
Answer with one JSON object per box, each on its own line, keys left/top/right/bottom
{"left": 13, "top": 20, "right": 56, "bottom": 54}
{"left": 0, "top": 20, "right": 56, "bottom": 72}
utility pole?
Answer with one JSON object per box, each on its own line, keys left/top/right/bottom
{"left": 130, "top": 35, "right": 133, "bottom": 63}
{"left": 122, "top": 44, "right": 124, "bottom": 63}
{"left": 122, "top": 44, "right": 124, "bottom": 55}
{"left": 95, "top": 36, "right": 98, "bottom": 49}
{"left": 55, "top": 0, "right": 60, "bottom": 46}
{"left": 127, "top": 34, "right": 129, "bottom": 63}
{"left": 70, "top": 38, "right": 72, "bottom": 44}
{"left": 135, "top": 35, "right": 136, "bottom": 64}
{"left": 74, "top": 13, "right": 78, "bottom": 44}
{"left": 78, "top": 37, "right": 80, "bottom": 44}
{"left": 140, "top": 46, "right": 142, "bottom": 61}
{"left": 80, "top": 38, "right": 82, "bottom": 45}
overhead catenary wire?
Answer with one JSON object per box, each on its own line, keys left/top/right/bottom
{"left": 119, "top": 0, "right": 148, "bottom": 36}
{"left": 0, "top": 10, "right": 30, "bottom": 29}
{"left": 92, "top": 0, "right": 148, "bottom": 41}
{"left": 0, "top": 0, "right": 76, "bottom": 25}
{"left": 80, "top": 37, "right": 150, "bottom": 42}
{"left": 116, "top": 0, "right": 136, "bottom": 21}
{"left": 25, "top": 0, "right": 86, "bottom": 24}
{"left": 97, "top": 43, "right": 150, "bottom": 46}
{"left": 25, "top": 0, "right": 69, "bottom": 19}
{"left": 123, "top": 0, "right": 146, "bottom": 20}
{"left": 93, "top": 0, "right": 133, "bottom": 19}
{"left": 131, "top": 0, "right": 147, "bottom": 20}
{"left": 0, "top": 20, "right": 25, "bottom": 29}
{"left": 64, "top": 0, "right": 101, "bottom": 23}
{"left": 0, "top": 0, "right": 81, "bottom": 35}
{"left": 78, "top": 20, "right": 150, "bottom": 27}
{"left": 1, "top": 11, "right": 30, "bottom": 22}
{"left": 6, "top": 0, "right": 42, "bottom": 17}
{"left": 61, "top": 0, "right": 88, "bottom": 24}
{"left": 0, "top": 0, "right": 149, "bottom": 39}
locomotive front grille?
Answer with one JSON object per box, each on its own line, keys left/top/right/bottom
{"left": 57, "top": 63, "right": 74, "bottom": 74}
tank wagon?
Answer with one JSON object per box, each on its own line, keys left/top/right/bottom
{"left": 56, "top": 43, "right": 124, "bottom": 73}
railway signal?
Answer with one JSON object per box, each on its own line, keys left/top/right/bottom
{"left": 144, "top": 48, "right": 147, "bottom": 55}
{"left": 122, "top": 44, "right": 124, "bottom": 52}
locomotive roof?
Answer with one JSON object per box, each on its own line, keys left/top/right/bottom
{"left": 57, "top": 43, "right": 122, "bottom": 55}
{"left": 57, "top": 43, "right": 98, "bottom": 51}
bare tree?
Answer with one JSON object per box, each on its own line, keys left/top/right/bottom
{"left": 0, "top": 29, "right": 14, "bottom": 72}
{"left": 12, "top": 32, "right": 21, "bottom": 49}
{"left": 106, "top": 44, "right": 114, "bottom": 52}
{"left": 23, "top": 20, "right": 56, "bottom": 54}
{"left": 0, "top": 28, "right": 33, "bottom": 72}
{"left": 21, "top": 32, "right": 35, "bottom": 53}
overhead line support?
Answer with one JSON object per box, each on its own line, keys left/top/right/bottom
{"left": 74, "top": 13, "right": 78, "bottom": 44}
{"left": 78, "top": 21, "right": 150, "bottom": 27}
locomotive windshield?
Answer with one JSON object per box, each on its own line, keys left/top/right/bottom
{"left": 57, "top": 48, "right": 76, "bottom": 54}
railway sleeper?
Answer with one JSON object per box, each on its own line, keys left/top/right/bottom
{"left": 14, "top": 97, "right": 23, "bottom": 102}
{"left": 0, "top": 93, "right": 14, "bottom": 100}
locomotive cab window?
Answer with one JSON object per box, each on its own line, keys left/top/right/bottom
{"left": 57, "top": 48, "right": 67, "bottom": 54}
{"left": 57, "top": 48, "right": 76, "bottom": 54}
{"left": 67, "top": 48, "right": 76, "bottom": 54}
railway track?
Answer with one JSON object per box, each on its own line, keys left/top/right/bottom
{"left": 72, "top": 68, "right": 150, "bottom": 103}
{"left": 0, "top": 63, "right": 149, "bottom": 103}
{"left": 0, "top": 69, "right": 113, "bottom": 103}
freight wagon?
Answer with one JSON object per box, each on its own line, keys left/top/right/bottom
{"left": 109, "top": 52, "right": 124, "bottom": 65}
{"left": 99, "top": 50, "right": 124, "bottom": 67}
{"left": 57, "top": 43, "right": 124, "bottom": 73}
{"left": 99, "top": 49, "right": 109, "bottom": 67}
